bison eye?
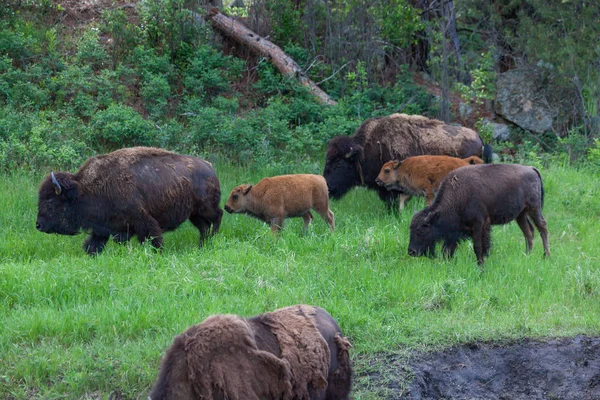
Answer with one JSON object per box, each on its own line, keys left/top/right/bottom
{"left": 232, "top": 194, "right": 239, "bottom": 200}
{"left": 384, "top": 169, "right": 390, "bottom": 174}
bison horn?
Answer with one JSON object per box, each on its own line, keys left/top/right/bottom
{"left": 51, "top": 171, "right": 62, "bottom": 195}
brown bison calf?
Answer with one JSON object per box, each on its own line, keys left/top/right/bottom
{"left": 149, "top": 305, "right": 353, "bottom": 400}
{"left": 224, "top": 174, "right": 335, "bottom": 233}
{"left": 408, "top": 164, "right": 550, "bottom": 265}
{"left": 375, "top": 155, "right": 484, "bottom": 208}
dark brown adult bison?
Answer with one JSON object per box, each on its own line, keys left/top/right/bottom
{"left": 36, "top": 147, "right": 222, "bottom": 255}
{"left": 408, "top": 164, "right": 550, "bottom": 265}
{"left": 323, "top": 113, "right": 492, "bottom": 209}
{"left": 149, "top": 304, "right": 352, "bottom": 400}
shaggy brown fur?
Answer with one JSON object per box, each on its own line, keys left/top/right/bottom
{"left": 324, "top": 113, "right": 490, "bottom": 210}
{"left": 149, "top": 305, "right": 352, "bottom": 400}
{"left": 224, "top": 174, "right": 335, "bottom": 233}
{"left": 375, "top": 155, "right": 484, "bottom": 207}
{"left": 36, "top": 147, "right": 222, "bottom": 255}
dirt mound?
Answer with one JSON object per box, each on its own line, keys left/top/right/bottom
{"left": 358, "top": 336, "right": 600, "bottom": 399}
{"left": 405, "top": 335, "right": 600, "bottom": 400}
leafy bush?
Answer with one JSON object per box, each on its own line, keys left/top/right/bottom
{"left": 90, "top": 104, "right": 158, "bottom": 151}
{"left": 182, "top": 45, "right": 244, "bottom": 101}
{"left": 0, "top": 108, "right": 90, "bottom": 171}
{"left": 76, "top": 27, "right": 108, "bottom": 70}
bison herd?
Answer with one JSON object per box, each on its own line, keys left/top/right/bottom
{"left": 35, "top": 113, "right": 551, "bottom": 399}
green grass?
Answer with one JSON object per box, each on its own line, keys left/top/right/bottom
{"left": 1, "top": 162, "right": 599, "bottom": 399}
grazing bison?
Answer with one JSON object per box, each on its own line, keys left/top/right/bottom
{"left": 149, "top": 304, "right": 353, "bottom": 400}
{"left": 324, "top": 113, "right": 491, "bottom": 210}
{"left": 224, "top": 174, "right": 335, "bottom": 233}
{"left": 36, "top": 147, "right": 222, "bottom": 255}
{"left": 375, "top": 155, "right": 484, "bottom": 208}
{"left": 408, "top": 164, "right": 550, "bottom": 265}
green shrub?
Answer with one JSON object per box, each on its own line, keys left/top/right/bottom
{"left": 76, "top": 27, "right": 108, "bottom": 70}
{"left": 182, "top": 45, "right": 244, "bottom": 101}
{"left": 90, "top": 104, "right": 157, "bottom": 151}
{"left": 0, "top": 108, "right": 89, "bottom": 171}
{"left": 140, "top": 73, "right": 171, "bottom": 119}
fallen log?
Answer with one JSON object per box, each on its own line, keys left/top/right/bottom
{"left": 205, "top": 8, "right": 337, "bottom": 106}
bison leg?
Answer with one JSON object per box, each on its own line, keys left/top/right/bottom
{"left": 442, "top": 240, "right": 458, "bottom": 258}
{"left": 516, "top": 212, "right": 534, "bottom": 254}
{"left": 302, "top": 212, "right": 314, "bottom": 231}
{"left": 472, "top": 219, "right": 491, "bottom": 265}
{"left": 529, "top": 209, "right": 551, "bottom": 257}
{"left": 190, "top": 207, "right": 222, "bottom": 246}
{"left": 425, "top": 188, "right": 435, "bottom": 206}
{"left": 314, "top": 206, "right": 335, "bottom": 232}
{"left": 135, "top": 217, "right": 163, "bottom": 249}
{"left": 376, "top": 187, "right": 399, "bottom": 211}
{"left": 398, "top": 194, "right": 412, "bottom": 212}
{"left": 112, "top": 231, "right": 133, "bottom": 244}
{"left": 190, "top": 216, "right": 211, "bottom": 244}
{"left": 83, "top": 234, "right": 109, "bottom": 255}
{"left": 270, "top": 216, "right": 284, "bottom": 233}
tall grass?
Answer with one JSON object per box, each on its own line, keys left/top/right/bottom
{"left": 1, "top": 162, "right": 599, "bottom": 399}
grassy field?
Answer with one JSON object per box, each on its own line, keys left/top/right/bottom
{"left": 1, "top": 161, "right": 599, "bottom": 399}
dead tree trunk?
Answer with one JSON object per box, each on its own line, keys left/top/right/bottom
{"left": 205, "top": 8, "right": 337, "bottom": 106}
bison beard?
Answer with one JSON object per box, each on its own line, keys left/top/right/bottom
{"left": 323, "top": 113, "right": 490, "bottom": 209}
{"left": 149, "top": 305, "right": 352, "bottom": 400}
{"left": 408, "top": 164, "right": 550, "bottom": 265}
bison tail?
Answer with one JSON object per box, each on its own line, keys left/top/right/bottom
{"left": 482, "top": 143, "right": 494, "bottom": 164}
{"left": 532, "top": 167, "right": 545, "bottom": 209}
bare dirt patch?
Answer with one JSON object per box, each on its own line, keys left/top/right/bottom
{"left": 357, "top": 335, "right": 600, "bottom": 399}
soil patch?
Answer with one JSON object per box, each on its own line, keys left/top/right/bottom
{"left": 358, "top": 335, "right": 600, "bottom": 399}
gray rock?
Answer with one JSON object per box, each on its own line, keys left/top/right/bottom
{"left": 494, "top": 67, "right": 582, "bottom": 135}
{"left": 482, "top": 118, "right": 511, "bottom": 142}
{"left": 459, "top": 102, "right": 472, "bottom": 120}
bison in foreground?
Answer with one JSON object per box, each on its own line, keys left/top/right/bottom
{"left": 408, "top": 164, "right": 550, "bottom": 265}
{"left": 324, "top": 113, "right": 491, "bottom": 210}
{"left": 149, "top": 304, "right": 352, "bottom": 400}
{"left": 375, "top": 155, "right": 484, "bottom": 208}
{"left": 36, "top": 147, "right": 222, "bottom": 255}
{"left": 224, "top": 174, "right": 335, "bottom": 233}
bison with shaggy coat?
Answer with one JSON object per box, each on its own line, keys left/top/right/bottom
{"left": 149, "top": 305, "right": 352, "bottom": 400}
{"left": 408, "top": 164, "right": 550, "bottom": 265}
{"left": 324, "top": 113, "right": 491, "bottom": 210}
{"left": 375, "top": 155, "right": 484, "bottom": 208}
{"left": 224, "top": 174, "right": 335, "bottom": 233}
{"left": 36, "top": 147, "right": 222, "bottom": 255}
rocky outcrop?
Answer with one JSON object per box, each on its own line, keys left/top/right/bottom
{"left": 495, "top": 67, "right": 582, "bottom": 135}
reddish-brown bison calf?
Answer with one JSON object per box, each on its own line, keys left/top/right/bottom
{"left": 375, "top": 155, "right": 484, "bottom": 209}
{"left": 149, "top": 305, "right": 352, "bottom": 400}
{"left": 224, "top": 174, "right": 335, "bottom": 233}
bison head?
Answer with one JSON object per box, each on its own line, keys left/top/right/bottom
{"left": 408, "top": 209, "right": 440, "bottom": 257}
{"left": 36, "top": 172, "right": 81, "bottom": 235}
{"left": 375, "top": 160, "right": 401, "bottom": 190}
{"left": 224, "top": 184, "right": 252, "bottom": 214}
{"left": 323, "top": 136, "right": 364, "bottom": 200}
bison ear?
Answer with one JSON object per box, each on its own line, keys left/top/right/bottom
{"left": 393, "top": 160, "right": 402, "bottom": 170}
{"left": 243, "top": 184, "right": 253, "bottom": 195}
{"left": 424, "top": 210, "right": 440, "bottom": 225}
{"left": 345, "top": 145, "right": 363, "bottom": 160}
